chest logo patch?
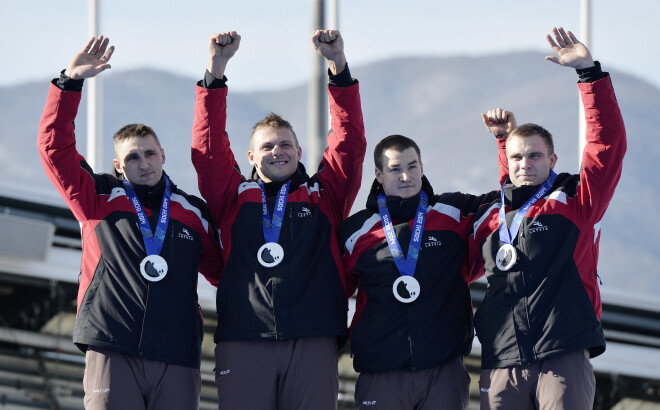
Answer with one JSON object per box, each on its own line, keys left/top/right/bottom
{"left": 424, "top": 235, "right": 442, "bottom": 248}
{"left": 298, "top": 206, "right": 312, "bottom": 218}
{"left": 529, "top": 221, "right": 549, "bottom": 233}
{"left": 178, "top": 227, "right": 194, "bottom": 241}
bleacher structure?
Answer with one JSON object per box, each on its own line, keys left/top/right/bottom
{"left": 0, "top": 183, "right": 658, "bottom": 409}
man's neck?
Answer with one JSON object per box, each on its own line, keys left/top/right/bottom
{"left": 132, "top": 177, "right": 166, "bottom": 211}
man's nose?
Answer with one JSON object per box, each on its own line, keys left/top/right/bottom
{"left": 138, "top": 157, "right": 149, "bottom": 169}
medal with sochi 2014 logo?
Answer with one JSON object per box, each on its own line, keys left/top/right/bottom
{"left": 496, "top": 170, "right": 556, "bottom": 272}
{"left": 393, "top": 276, "right": 421, "bottom": 303}
{"left": 257, "top": 180, "right": 290, "bottom": 268}
{"left": 140, "top": 254, "right": 168, "bottom": 281}
{"left": 495, "top": 244, "right": 517, "bottom": 271}
{"left": 257, "top": 242, "right": 284, "bottom": 268}
{"left": 377, "top": 191, "right": 428, "bottom": 304}
{"left": 123, "top": 176, "right": 172, "bottom": 282}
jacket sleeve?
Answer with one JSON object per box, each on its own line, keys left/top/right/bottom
{"left": 576, "top": 75, "right": 626, "bottom": 222}
{"left": 465, "top": 191, "right": 500, "bottom": 285}
{"left": 317, "top": 83, "right": 367, "bottom": 220}
{"left": 37, "top": 82, "right": 98, "bottom": 222}
{"left": 191, "top": 85, "right": 243, "bottom": 226}
{"left": 340, "top": 221, "right": 360, "bottom": 299}
{"left": 196, "top": 199, "right": 223, "bottom": 286}
{"left": 497, "top": 136, "right": 508, "bottom": 186}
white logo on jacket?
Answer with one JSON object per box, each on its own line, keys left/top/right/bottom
{"left": 298, "top": 206, "right": 312, "bottom": 218}
{"left": 178, "top": 227, "right": 194, "bottom": 241}
{"left": 424, "top": 235, "right": 442, "bottom": 247}
{"left": 529, "top": 220, "right": 549, "bottom": 233}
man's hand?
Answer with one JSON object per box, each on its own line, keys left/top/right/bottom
{"left": 207, "top": 31, "right": 241, "bottom": 79}
{"left": 545, "top": 27, "right": 594, "bottom": 69}
{"left": 482, "top": 108, "right": 517, "bottom": 137}
{"left": 64, "top": 36, "right": 114, "bottom": 80}
{"left": 312, "top": 30, "right": 346, "bottom": 75}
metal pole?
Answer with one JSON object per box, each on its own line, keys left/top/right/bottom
{"left": 326, "top": 0, "right": 339, "bottom": 132}
{"left": 307, "top": 0, "right": 327, "bottom": 173}
{"left": 328, "top": 0, "right": 339, "bottom": 29}
{"left": 87, "top": 0, "right": 103, "bottom": 172}
{"left": 578, "top": 0, "right": 591, "bottom": 169}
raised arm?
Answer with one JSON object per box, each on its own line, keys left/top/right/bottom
{"left": 65, "top": 35, "right": 115, "bottom": 79}
{"left": 482, "top": 108, "right": 516, "bottom": 186}
{"left": 38, "top": 36, "right": 115, "bottom": 222}
{"left": 312, "top": 29, "right": 346, "bottom": 75}
{"left": 192, "top": 32, "right": 243, "bottom": 224}
{"left": 545, "top": 27, "right": 625, "bottom": 221}
{"left": 310, "top": 30, "right": 366, "bottom": 219}
{"left": 544, "top": 26, "right": 594, "bottom": 69}
{"left": 207, "top": 31, "right": 241, "bottom": 80}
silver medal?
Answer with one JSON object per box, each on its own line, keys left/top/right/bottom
{"left": 257, "top": 242, "right": 284, "bottom": 267}
{"left": 496, "top": 244, "right": 517, "bottom": 271}
{"left": 140, "top": 254, "right": 168, "bottom": 282}
{"left": 393, "top": 276, "right": 420, "bottom": 303}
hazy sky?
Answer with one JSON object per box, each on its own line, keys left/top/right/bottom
{"left": 2, "top": 0, "right": 659, "bottom": 91}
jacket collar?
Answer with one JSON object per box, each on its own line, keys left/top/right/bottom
{"left": 253, "top": 162, "right": 310, "bottom": 197}
{"left": 118, "top": 171, "right": 175, "bottom": 211}
{"left": 501, "top": 175, "right": 562, "bottom": 210}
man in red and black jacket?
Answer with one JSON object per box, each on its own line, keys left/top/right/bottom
{"left": 468, "top": 27, "right": 627, "bottom": 409}
{"left": 38, "top": 36, "right": 222, "bottom": 409}
{"left": 339, "top": 132, "right": 513, "bottom": 410}
{"left": 191, "top": 30, "right": 366, "bottom": 409}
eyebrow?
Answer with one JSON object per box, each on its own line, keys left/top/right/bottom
{"left": 124, "top": 148, "right": 157, "bottom": 158}
{"left": 262, "top": 139, "right": 293, "bottom": 146}
{"left": 388, "top": 159, "right": 418, "bottom": 167}
{"left": 509, "top": 150, "right": 544, "bottom": 157}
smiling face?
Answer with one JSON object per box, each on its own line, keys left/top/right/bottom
{"left": 506, "top": 134, "right": 557, "bottom": 187}
{"left": 113, "top": 134, "right": 165, "bottom": 187}
{"left": 375, "top": 147, "right": 424, "bottom": 199}
{"left": 248, "top": 126, "right": 302, "bottom": 183}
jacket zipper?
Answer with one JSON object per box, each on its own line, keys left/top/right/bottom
{"left": 519, "top": 225, "right": 535, "bottom": 362}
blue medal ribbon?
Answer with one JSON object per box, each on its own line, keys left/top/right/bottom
{"left": 498, "top": 170, "right": 557, "bottom": 245}
{"left": 259, "top": 181, "right": 291, "bottom": 244}
{"left": 123, "top": 175, "right": 171, "bottom": 257}
{"left": 377, "top": 191, "right": 428, "bottom": 277}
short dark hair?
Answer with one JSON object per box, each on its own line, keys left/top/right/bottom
{"left": 508, "top": 123, "right": 554, "bottom": 155}
{"left": 250, "top": 113, "right": 299, "bottom": 151}
{"left": 373, "top": 134, "right": 421, "bottom": 170}
{"left": 113, "top": 123, "right": 161, "bottom": 146}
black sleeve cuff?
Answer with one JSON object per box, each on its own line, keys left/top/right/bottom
{"left": 576, "top": 61, "right": 607, "bottom": 83}
{"left": 328, "top": 63, "right": 357, "bottom": 87}
{"left": 200, "top": 70, "right": 228, "bottom": 89}
{"left": 54, "top": 70, "right": 84, "bottom": 92}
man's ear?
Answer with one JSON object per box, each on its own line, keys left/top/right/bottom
{"left": 375, "top": 167, "right": 383, "bottom": 184}
{"left": 549, "top": 153, "right": 558, "bottom": 169}
{"left": 161, "top": 148, "right": 166, "bottom": 165}
{"left": 113, "top": 158, "right": 122, "bottom": 173}
{"left": 247, "top": 150, "right": 256, "bottom": 166}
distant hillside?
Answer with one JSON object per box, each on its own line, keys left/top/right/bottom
{"left": 1, "top": 51, "right": 657, "bottom": 295}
